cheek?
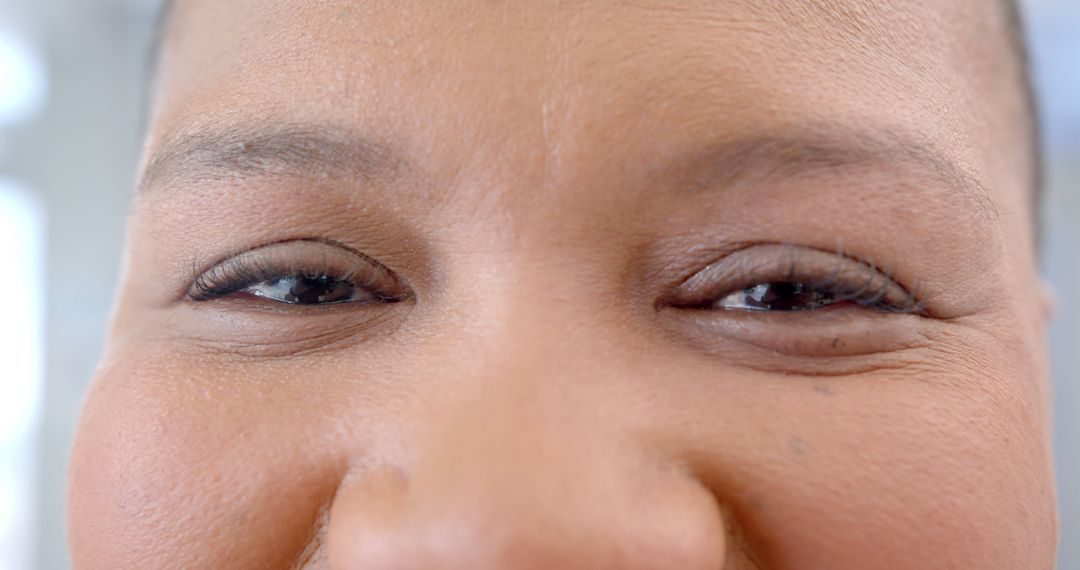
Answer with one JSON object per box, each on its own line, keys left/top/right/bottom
{"left": 66, "top": 351, "right": 346, "bottom": 568}
{"left": 66, "top": 326, "right": 1056, "bottom": 568}
{"left": 679, "top": 358, "right": 1056, "bottom": 569}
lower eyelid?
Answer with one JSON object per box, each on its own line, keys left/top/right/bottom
{"left": 175, "top": 301, "right": 412, "bottom": 358}
{"left": 194, "top": 290, "right": 401, "bottom": 314}
{"left": 663, "top": 304, "right": 930, "bottom": 359}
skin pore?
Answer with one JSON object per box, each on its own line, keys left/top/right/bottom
{"left": 68, "top": 1, "right": 1055, "bottom": 568}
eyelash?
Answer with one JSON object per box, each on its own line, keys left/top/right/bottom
{"left": 666, "top": 245, "right": 925, "bottom": 315}
{"left": 186, "top": 241, "right": 404, "bottom": 305}
{"left": 714, "top": 274, "right": 922, "bottom": 313}
{"left": 187, "top": 241, "right": 922, "bottom": 317}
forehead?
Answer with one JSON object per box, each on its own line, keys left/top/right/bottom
{"left": 151, "top": 0, "right": 1020, "bottom": 209}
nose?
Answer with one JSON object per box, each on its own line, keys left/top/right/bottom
{"left": 325, "top": 397, "right": 727, "bottom": 569}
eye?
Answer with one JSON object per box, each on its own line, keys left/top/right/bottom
{"left": 241, "top": 274, "right": 388, "bottom": 305}
{"left": 714, "top": 281, "right": 852, "bottom": 311}
{"left": 667, "top": 244, "right": 922, "bottom": 315}
{"left": 187, "top": 239, "right": 408, "bottom": 307}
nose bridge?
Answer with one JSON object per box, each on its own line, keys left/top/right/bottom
{"left": 456, "top": 244, "right": 632, "bottom": 378}
{"left": 425, "top": 248, "right": 620, "bottom": 417}
{"left": 325, "top": 327, "right": 727, "bottom": 569}
{"left": 323, "top": 246, "right": 730, "bottom": 567}
{"left": 418, "top": 355, "right": 607, "bottom": 486}
{"left": 394, "top": 247, "right": 642, "bottom": 523}
{"left": 401, "top": 333, "right": 617, "bottom": 521}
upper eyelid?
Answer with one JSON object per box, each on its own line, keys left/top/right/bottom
{"left": 667, "top": 244, "right": 922, "bottom": 311}
{"left": 190, "top": 237, "right": 381, "bottom": 280}
{"left": 673, "top": 243, "right": 865, "bottom": 290}
{"left": 185, "top": 238, "right": 405, "bottom": 302}
{"left": 186, "top": 239, "right": 921, "bottom": 314}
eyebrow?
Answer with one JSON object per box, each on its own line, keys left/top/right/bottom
{"left": 661, "top": 127, "right": 999, "bottom": 222}
{"left": 139, "top": 121, "right": 404, "bottom": 193}
{"left": 139, "top": 119, "right": 998, "bottom": 222}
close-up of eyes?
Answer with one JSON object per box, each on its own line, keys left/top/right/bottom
{"left": 186, "top": 239, "right": 410, "bottom": 308}
{"left": 187, "top": 239, "right": 921, "bottom": 320}
{"left": 665, "top": 244, "right": 924, "bottom": 316}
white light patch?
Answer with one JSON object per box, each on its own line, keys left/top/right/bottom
{"left": 0, "top": 32, "right": 48, "bottom": 127}
{"left": 0, "top": 179, "right": 44, "bottom": 570}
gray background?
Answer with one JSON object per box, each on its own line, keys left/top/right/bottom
{"left": 0, "top": 0, "right": 1075, "bottom": 567}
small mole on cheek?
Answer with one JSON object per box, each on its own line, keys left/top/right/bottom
{"left": 812, "top": 384, "right": 834, "bottom": 396}
{"left": 741, "top": 493, "right": 766, "bottom": 512}
{"left": 789, "top": 436, "right": 808, "bottom": 456}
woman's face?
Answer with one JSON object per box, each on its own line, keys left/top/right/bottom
{"left": 68, "top": 1, "right": 1055, "bottom": 568}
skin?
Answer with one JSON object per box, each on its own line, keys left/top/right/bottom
{"left": 68, "top": 1, "right": 1056, "bottom": 568}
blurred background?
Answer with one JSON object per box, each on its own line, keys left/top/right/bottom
{"left": 0, "top": 0, "right": 1076, "bottom": 568}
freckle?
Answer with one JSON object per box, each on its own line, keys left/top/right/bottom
{"left": 830, "top": 336, "right": 842, "bottom": 348}
{"left": 812, "top": 384, "right": 834, "bottom": 396}
{"left": 742, "top": 494, "right": 765, "bottom": 512}
{"left": 789, "top": 436, "right": 808, "bottom": 456}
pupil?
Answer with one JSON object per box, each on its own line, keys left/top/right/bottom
{"left": 746, "top": 282, "right": 832, "bottom": 311}
{"left": 287, "top": 276, "right": 352, "bottom": 304}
